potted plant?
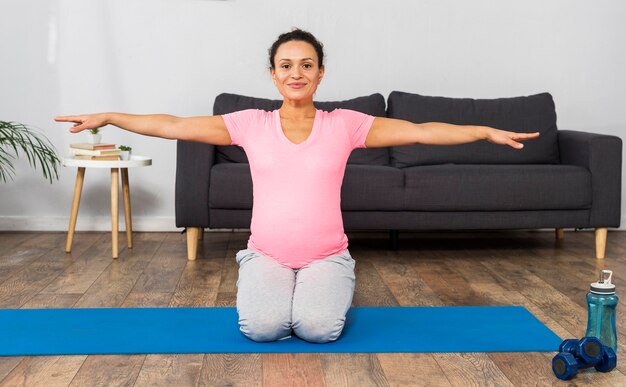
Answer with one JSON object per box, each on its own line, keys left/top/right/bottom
{"left": 88, "top": 127, "right": 102, "bottom": 144}
{"left": 0, "top": 121, "right": 60, "bottom": 183}
{"left": 119, "top": 145, "right": 132, "bottom": 160}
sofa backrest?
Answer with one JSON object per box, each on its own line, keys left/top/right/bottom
{"left": 386, "top": 91, "right": 561, "bottom": 167}
{"left": 212, "top": 93, "right": 389, "bottom": 165}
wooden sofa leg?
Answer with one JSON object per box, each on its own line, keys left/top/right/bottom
{"left": 555, "top": 228, "right": 564, "bottom": 240}
{"left": 186, "top": 227, "right": 201, "bottom": 261}
{"left": 595, "top": 227, "right": 608, "bottom": 259}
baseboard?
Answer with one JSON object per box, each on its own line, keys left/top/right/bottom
{"left": 0, "top": 216, "right": 180, "bottom": 232}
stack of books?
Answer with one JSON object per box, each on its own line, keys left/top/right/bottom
{"left": 70, "top": 143, "right": 121, "bottom": 160}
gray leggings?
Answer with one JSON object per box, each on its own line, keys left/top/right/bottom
{"left": 235, "top": 248, "right": 356, "bottom": 343}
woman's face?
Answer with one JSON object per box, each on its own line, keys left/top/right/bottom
{"left": 270, "top": 40, "right": 324, "bottom": 103}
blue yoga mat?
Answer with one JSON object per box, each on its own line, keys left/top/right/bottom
{"left": 0, "top": 306, "right": 561, "bottom": 355}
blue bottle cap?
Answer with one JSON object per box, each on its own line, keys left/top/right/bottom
{"left": 590, "top": 270, "right": 616, "bottom": 294}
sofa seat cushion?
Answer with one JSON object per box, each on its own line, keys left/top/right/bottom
{"left": 341, "top": 165, "right": 405, "bottom": 210}
{"left": 387, "top": 91, "right": 560, "bottom": 167}
{"left": 212, "top": 93, "right": 390, "bottom": 166}
{"left": 403, "top": 164, "right": 591, "bottom": 211}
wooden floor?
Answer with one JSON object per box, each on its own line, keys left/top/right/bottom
{"left": 0, "top": 230, "right": 625, "bottom": 386}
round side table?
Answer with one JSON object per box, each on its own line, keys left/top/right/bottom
{"left": 61, "top": 156, "right": 152, "bottom": 258}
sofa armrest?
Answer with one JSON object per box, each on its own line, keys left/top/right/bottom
{"left": 175, "top": 140, "right": 216, "bottom": 228}
{"left": 558, "top": 130, "right": 622, "bottom": 227}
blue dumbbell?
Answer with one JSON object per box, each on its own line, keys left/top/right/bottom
{"left": 558, "top": 337, "right": 603, "bottom": 365}
{"left": 552, "top": 352, "right": 583, "bottom": 380}
{"left": 552, "top": 337, "right": 617, "bottom": 380}
{"left": 595, "top": 346, "right": 618, "bottom": 373}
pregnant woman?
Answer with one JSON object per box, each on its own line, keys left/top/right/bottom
{"left": 55, "top": 28, "right": 539, "bottom": 343}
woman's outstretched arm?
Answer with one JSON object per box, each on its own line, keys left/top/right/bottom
{"left": 54, "top": 113, "right": 232, "bottom": 145}
{"left": 365, "top": 117, "right": 539, "bottom": 149}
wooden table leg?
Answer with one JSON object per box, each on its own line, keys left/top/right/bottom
{"left": 121, "top": 168, "right": 133, "bottom": 249}
{"left": 111, "top": 168, "right": 119, "bottom": 258}
{"left": 66, "top": 167, "right": 86, "bottom": 253}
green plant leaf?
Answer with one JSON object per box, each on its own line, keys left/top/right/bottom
{"left": 0, "top": 121, "right": 61, "bottom": 183}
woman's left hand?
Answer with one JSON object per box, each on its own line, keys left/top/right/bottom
{"left": 485, "top": 128, "right": 540, "bottom": 149}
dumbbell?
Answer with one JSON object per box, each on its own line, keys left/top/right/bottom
{"left": 552, "top": 337, "right": 617, "bottom": 380}
{"left": 558, "top": 337, "right": 604, "bottom": 364}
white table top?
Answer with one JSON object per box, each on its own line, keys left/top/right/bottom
{"left": 61, "top": 155, "right": 152, "bottom": 168}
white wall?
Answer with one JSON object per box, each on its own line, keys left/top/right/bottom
{"left": 1, "top": 0, "right": 624, "bottom": 231}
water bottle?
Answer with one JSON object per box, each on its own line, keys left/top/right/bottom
{"left": 585, "top": 270, "right": 619, "bottom": 352}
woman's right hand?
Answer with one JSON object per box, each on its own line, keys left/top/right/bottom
{"left": 55, "top": 112, "right": 232, "bottom": 145}
{"left": 54, "top": 113, "right": 108, "bottom": 133}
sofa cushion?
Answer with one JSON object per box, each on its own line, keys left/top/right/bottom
{"left": 341, "top": 165, "right": 404, "bottom": 210}
{"left": 387, "top": 91, "right": 560, "bottom": 167}
{"left": 403, "top": 164, "right": 590, "bottom": 211}
{"left": 212, "top": 93, "right": 389, "bottom": 165}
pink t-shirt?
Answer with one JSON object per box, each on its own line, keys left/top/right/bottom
{"left": 222, "top": 108, "right": 376, "bottom": 268}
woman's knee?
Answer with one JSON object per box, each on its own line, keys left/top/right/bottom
{"left": 238, "top": 315, "right": 292, "bottom": 342}
{"left": 292, "top": 314, "right": 346, "bottom": 343}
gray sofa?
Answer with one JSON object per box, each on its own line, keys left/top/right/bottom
{"left": 175, "top": 91, "right": 622, "bottom": 260}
